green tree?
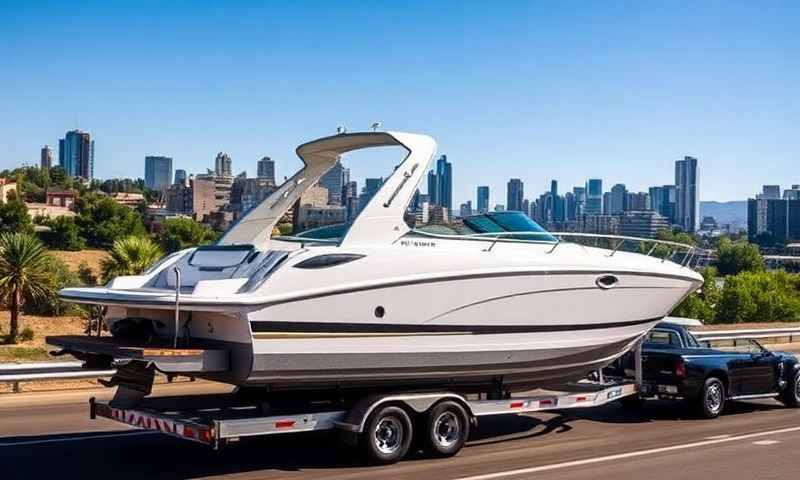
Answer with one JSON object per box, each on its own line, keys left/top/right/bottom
{"left": 75, "top": 192, "right": 146, "bottom": 247}
{"left": 0, "top": 199, "right": 34, "bottom": 235}
{"left": 0, "top": 233, "right": 54, "bottom": 343}
{"left": 41, "top": 216, "right": 86, "bottom": 251}
{"left": 156, "top": 217, "right": 217, "bottom": 253}
{"left": 101, "top": 236, "right": 163, "bottom": 283}
{"left": 716, "top": 237, "right": 764, "bottom": 276}
{"left": 715, "top": 270, "right": 800, "bottom": 323}
{"left": 23, "top": 255, "right": 82, "bottom": 316}
{"left": 671, "top": 267, "right": 720, "bottom": 323}
{"left": 49, "top": 166, "right": 67, "bottom": 186}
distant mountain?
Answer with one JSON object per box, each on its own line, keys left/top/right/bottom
{"left": 700, "top": 201, "right": 747, "bottom": 229}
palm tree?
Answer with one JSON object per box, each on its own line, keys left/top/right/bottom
{"left": 0, "top": 232, "right": 54, "bottom": 344}
{"left": 101, "top": 235, "right": 163, "bottom": 284}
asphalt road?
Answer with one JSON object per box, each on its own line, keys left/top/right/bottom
{"left": 2, "top": 384, "right": 799, "bottom": 480}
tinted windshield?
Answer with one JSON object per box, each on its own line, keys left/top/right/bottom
{"left": 463, "top": 212, "right": 556, "bottom": 242}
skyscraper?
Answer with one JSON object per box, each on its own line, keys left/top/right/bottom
{"left": 214, "top": 152, "right": 232, "bottom": 178}
{"left": 319, "top": 160, "right": 346, "bottom": 205}
{"left": 507, "top": 179, "right": 524, "bottom": 212}
{"left": 477, "top": 186, "right": 490, "bottom": 214}
{"left": 436, "top": 155, "right": 452, "bottom": 212}
{"left": 607, "top": 184, "right": 627, "bottom": 214}
{"left": 762, "top": 185, "right": 781, "bottom": 200}
{"left": 625, "top": 191, "right": 649, "bottom": 211}
{"left": 257, "top": 156, "right": 275, "bottom": 184}
{"left": 144, "top": 156, "right": 173, "bottom": 191}
{"left": 40, "top": 145, "right": 53, "bottom": 169}
{"left": 585, "top": 179, "right": 603, "bottom": 214}
{"left": 572, "top": 186, "right": 586, "bottom": 219}
{"left": 174, "top": 169, "right": 187, "bottom": 186}
{"left": 58, "top": 129, "right": 94, "bottom": 179}
{"left": 675, "top": 156, "right": 699, "bottom": 233}
{"left": 427, "top": 169, "right": 438, "bottom": 206}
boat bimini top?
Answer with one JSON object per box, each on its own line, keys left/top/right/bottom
{"left": 219, "top": 131, "right": 437, "bottom": 250}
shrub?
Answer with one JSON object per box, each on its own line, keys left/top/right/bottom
{"left": 156, "top": 217, "right": 216, "bottom": 254}
{"left": 41, "top": 216, "right": 86, "bottom": 251}
{"left": 22, "top": 255, "right": 82, "bottom": 317}
{"left": 19, "top": 326, "right": 34, "bottom": 342}
{"left": 77, "top": 261, "right": 98, "bottom": 286}
{"left": 716, "top": 237, "right": 764, "bottom": 276}
{"left": 714, "top": 270, "right": 800, "bottom": 323}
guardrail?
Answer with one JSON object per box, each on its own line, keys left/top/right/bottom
{"left": 0, "top": 361, "right": 116, "bottom": 393}
{"left": 692, "top": 327, "right": 800, "bottom": 342}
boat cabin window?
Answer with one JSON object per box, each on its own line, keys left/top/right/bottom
{"left": 413, "top": 211, "right": 557, "bottom": 242}
{"left": 188, "top": 245, "right": 255, "bottom": 270}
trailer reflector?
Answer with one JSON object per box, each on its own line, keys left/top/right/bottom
{"left": 509, "top": 401, "right": 524, "bottom": 409}
{"left": 275, "top": 420, "right": 296, "bottom": 429}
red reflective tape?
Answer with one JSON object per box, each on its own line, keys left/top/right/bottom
{"left": 576, "top": 396, "right": 588, "bottom": 402}
{"left": 183, "top": 426, "right": 195, "bottom": 438}
{"left": 275, "top": 420, "right": 296, "bottom": 429}
{"left": 540, "top": 399, "right": 554, "bottom": 406}
{"left": 509, "top": 401, "right": 524, "bottom": 409}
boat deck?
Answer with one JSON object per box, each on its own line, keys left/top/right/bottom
{"left": 46, "top": 335, "right": 230, "bottom": 373}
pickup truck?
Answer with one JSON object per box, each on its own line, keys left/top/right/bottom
{"left": 609, "top": 322, "right": 800, "bottom": 418}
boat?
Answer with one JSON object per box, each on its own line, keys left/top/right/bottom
{"left": 50, "top": 131, "right": 704, "bottom": 396}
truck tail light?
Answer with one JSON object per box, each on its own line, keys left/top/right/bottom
{"left": 675, "top": 360, "right": 686, "bottom": 378}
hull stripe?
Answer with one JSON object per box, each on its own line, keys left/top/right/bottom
{"left": 250, "top": 317, "right": 660, "bottom": 335}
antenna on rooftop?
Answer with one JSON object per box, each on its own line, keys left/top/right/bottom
{"left": 371, "top": 121, "right": 382, "bottom": 132}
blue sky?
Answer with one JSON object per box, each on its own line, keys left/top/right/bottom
{"left": 1, "top": 1, "right": 798, "bottom": 205}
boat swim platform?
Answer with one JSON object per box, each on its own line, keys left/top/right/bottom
{"left": 46, "top": 335, "right": 229, "bottom": 373}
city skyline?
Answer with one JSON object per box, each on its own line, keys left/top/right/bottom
{"left": 1, "top": 2, "right": 797, "bottom": 205}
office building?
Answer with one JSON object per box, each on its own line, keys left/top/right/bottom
{"left": 762, "top": 185, "right": 781, "bottom": 200}
{"left": 507, "top": 178, "right": 524, "bottom": 212}
{"left": 626, "top": 191, "right": 649, "bottom": 211}
{"left": 585, "top": 179, "right": 603, "bottom": 214}
{"left": 166, "top": 178, "right": 216, "bottom": 221}
{"left": 424, "top": 155, "right": 453, "bottom": 212}
{"left": 174, "top": 169, "right": 187, "bottom": 186}
{"left": 319, "top": 160, "right": 346, "bottom": 205}
{"left": 477, "top": 186, "right": 490, "bottom": 214}
{"left": 748, "top": 196, "right": 800, "bottom": 242}
{"left": 58, "top": 129, "right": 94, "bottom": 179}
{"left": 675, "top": 156, "right": 699, "bottom": 232}
{"left": 40, "top": 145, "right": 53, "bottom": 169}
{"left": 257, "top": 157, "right": 276, "bottom": 184}
{"left": 459, "top": 201, "right": 473, "bottom": 218}
{"left": 144, "top": 156, "right": 173, "bottom": 191}
{"left": 214, "top": 152, "right": 232, "bottom": 178}
{"left": 607, "top": 184, "right": 627, "bottom": 214}
{"left": 618, "top": 210, "right": 670, "bottom": 239}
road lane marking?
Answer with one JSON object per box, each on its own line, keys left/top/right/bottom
{"left": 0, "top": 431, "right": 158, "bottom": 447}
{"left": 705, "top": 434, "right": 732, "bottom": 440}
{"left": 752, "top": 440, "right": 779, "bottom": 446}
{"left": 455, "top": 425, "right": 800, "bottom": 480}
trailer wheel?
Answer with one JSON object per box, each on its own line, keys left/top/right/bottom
{"left": 780, "top": 370, "right": 800, "bottom": 408}
{"left": 361, "top": 405, "right": 413, "bottom": 464}
{"left": 423, "top": 401, "right": 470, "bottom": 458}
{"left": 698, "top": 377, "right": 725, "bottom": 419}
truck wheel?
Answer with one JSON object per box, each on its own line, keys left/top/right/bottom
{"left": 698, "top": 377, "right": 725, "bottom": 419}
{"left": 361, "top": 405, "right": 413, "bottom": 464}
{"left": 423, "top": 401, "right": 470, "bottom": 457}
{"left": 780, "top": 370, "right": 800, "bottom": 408}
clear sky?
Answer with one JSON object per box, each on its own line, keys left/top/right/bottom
{"left": 2, "top": 1, "right": 798, "bottom": 205}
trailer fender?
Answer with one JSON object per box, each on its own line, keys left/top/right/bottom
{"left": 336, "top": 392, "right": 471, "bottom": 434}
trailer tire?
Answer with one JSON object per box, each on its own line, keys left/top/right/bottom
{"left": 423, "top": 401, "right": 470, "bottom": 458}
{"left": 361, "top": 405, "right": 413, "bottom": 464}
{"left": 780, "top": 370, "right": 800, "bottom": 408}
{"left": 697, "top": 377, "right": 725, "bottom": 419}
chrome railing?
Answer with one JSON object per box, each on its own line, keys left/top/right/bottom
{"left": 410, "top": 230, "right": 701, "bottom": 267}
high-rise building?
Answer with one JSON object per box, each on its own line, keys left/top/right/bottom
{"left": 748, "top": 195, "right": 800, "bottom": 242}
{"left": 571, "top": 186, "right": 586, "bottom": 219}
{"left": 40, "top": 145, "right": 53, "bottom": 169}
{"left": 625, "top": 191, "right": 649, "bottom": 211}
{"left": 607, "top": 184, "right": 627, "bottom": 214}
{"left": 762, "top": 185, "right": 781, "bottom": 200}
{"left": 174, "top": 169, "right": 187, "bottom": 186}
{"left": 618, "top": 210, "right": 670, "bottom": 239}
{"left": 319, "top": 160, "right": 346, "bottom": 205}
{"left": 58, "top": 129, "right": 94, "bottom": 179}
{"left": 144, "top": 156, "right": 173, "bottom": 191}
{"left": 436, "top": 155, "right": 452, "bottom": 212}
{"left": 459, "top": 201, "right": 473, "bottom": 218}
{"left": 675, "top": 156, "right": 699, "bottom": 233}
{"left": 477, "top": 186, "right": 490, "bottom": 214}
{"left": 257, "top": 156, "right": 275, "bottom": 184}
{"left": 360, "top": 178, "right": 384, "bottom": 211}
{"left": 507, "top": 178, "right": 524, "bottom": 212}
{"left": 784, "top": 185, "right": 800, "bottom": 200}
{"left": 649, "top": 184, "right": 678, "bottom": 224}
{"left": 585, "top": 179, "right": 603, "bottom": 214}
{"left": 214, "top": 152, "right": 232, "bottom": 178}
{"left": 427, "top": 169, "right": 438, "bottom": 206}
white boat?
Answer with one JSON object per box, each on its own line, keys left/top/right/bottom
{"left": 52, "top": 131, "right": 703, "bottom": 395}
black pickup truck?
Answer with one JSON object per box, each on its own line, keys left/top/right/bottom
{"left": 610, "top": 322, "right": 800, "bottom": 418}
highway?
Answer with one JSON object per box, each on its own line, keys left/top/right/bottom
{"left": 2, "top": 384, "right": 799, "bottom": 480}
